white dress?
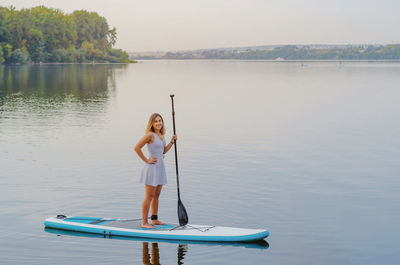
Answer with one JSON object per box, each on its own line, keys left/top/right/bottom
{"left": 140, "top": 133, "right": 167, "bottom": 186}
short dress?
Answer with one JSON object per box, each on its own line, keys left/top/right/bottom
{"left": 140, "top": 132, "right": 167, "bottom": 186}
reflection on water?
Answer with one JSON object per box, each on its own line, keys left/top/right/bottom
{"left": 142, "top": 242, "right": 188, "bottom": 265}
{"left": 177, "top": 244, "right": 188, "bottom": 265}
{"left": 44, "top": 227, "right": 268, "bottom": 264}
{"left": 3, "top": 61, "right": 399, "bottom": 265}
{"left": 0, "top": 64, "right": 125, "bottom": 105}
{"left": 142, "top": 242, "right": 162, "bottom": 265}
{"left": 0, "top": 64, "right": 126, "bottom": 134}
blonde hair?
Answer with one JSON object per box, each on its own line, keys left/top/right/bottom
{"left": 145, "top": 113, "right": 165, "bottom": 143}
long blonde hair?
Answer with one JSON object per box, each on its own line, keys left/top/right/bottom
{"left": 145, "top": 113, "right": 165, "bottom": 143}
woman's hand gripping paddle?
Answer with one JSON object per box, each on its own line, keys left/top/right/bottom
{"left": 170, "top": 94, "right": 189, "bottom": 226}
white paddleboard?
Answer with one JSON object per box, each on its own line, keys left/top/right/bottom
{"left": 44, "top": 215, "right": 269, "bottom": 242}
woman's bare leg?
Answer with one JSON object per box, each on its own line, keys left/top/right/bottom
{"left": 142, "top": 185, "right": 156, "bottom": 228}
{"left": 151, "top": 185, "right": 166, "bottom": 225}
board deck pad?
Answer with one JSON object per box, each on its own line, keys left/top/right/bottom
{"left": 44, "top": 215, "right": 269, "bottom": 242}
{"left": 105, "top": 220, "right": 175, "bottom": 230}
{"left": 63, "top": 217, "right": 178, "bottom": 230}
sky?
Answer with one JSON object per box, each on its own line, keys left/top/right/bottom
{"left": 1, "top": 0, "right": 400, "bottom": 52}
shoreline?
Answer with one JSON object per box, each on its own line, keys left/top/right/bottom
{"left": 0, "top": 61, "right": 136, "bottom": 66}
{"left": 131, "top": 59, "right": 400, "bottom": 62}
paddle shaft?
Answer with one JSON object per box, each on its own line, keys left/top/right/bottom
{"left": 170, "top": 94, "right": 188, "bottom": 226}
{"left": 170, "top": 95, "right": 181, "bottom": 200}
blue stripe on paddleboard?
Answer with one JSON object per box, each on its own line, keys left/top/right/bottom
{"left": 44, "top": 220, "right": 269, "bottom": 242}
{"left": 65, "top": 217, "right": 102, "bottom": 220}
{"left": 64, "top": 217, "right": 102, "bottom": 224}
{"left": 92, "top": 219, "right": 116, "bottom": 225}
{"left": 63, "top": 217, "right": 116, "bottom": 225}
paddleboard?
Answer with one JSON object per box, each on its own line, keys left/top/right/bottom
{"left": 44, "top": 227, "right": 269, "bottom": 249}
{"left": 44, "top": 215, "right": 269, "bottom": 242}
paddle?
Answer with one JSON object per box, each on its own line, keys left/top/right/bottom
{"left": 170, "top": 94, "right": 189, "bottom": 226}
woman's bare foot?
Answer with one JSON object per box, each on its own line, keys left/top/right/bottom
{"left": 141, "top": 223, "right": 155, "bottom": 229}
{"left": 152, "top": 220, "right": 166, "bottom": 225}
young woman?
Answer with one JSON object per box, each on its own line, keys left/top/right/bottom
{"left": 135, "top": 113, "right": 177, "bottom": 229}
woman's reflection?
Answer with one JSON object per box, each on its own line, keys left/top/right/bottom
{"left": 142, "top": 242, "right": 160, "bottom": 265}
{"left": 142, "top": 242, "right": 188, "bottom": 265}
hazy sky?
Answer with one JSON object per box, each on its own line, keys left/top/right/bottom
{"left": 1, "top": 0, "right": 400, "bottom": 52}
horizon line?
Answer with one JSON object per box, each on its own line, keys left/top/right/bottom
{"left": 127, "top": 43, "right": 400, "bottom": 54}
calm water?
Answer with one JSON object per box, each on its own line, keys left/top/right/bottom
{"left": 1, "top": 61, "right": 400, "bottom": 264}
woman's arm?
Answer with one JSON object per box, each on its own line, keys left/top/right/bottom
{"left": 163, "top": 135, "right": 177, "bottom": 154}
{"left": 135, "top": 133, "right": 157, "bottom": 164}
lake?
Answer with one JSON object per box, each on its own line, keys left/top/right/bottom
{"left": 1, "top": 60, "right": 399, "bottom": 264}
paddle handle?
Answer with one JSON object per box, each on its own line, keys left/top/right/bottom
{"left": 170, "top": 94, "right": 181, "bottom": 200}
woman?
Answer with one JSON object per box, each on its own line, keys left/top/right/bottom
{"left": 135, "top": 113, "right": 177, "bottom": 229}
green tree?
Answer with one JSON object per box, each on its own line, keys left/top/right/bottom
{"left": 1, "top": 6, "right": 129, "bottom": 64}
{"left": 0, "top": 47, "right": 3, "bottom": 63}
{"left": 72, "top": 10, "right": 113, "bottom": 51}
{"left": 26, "top": 28, "right": 44, "bottom": 62}
{"left": 9, "top": 48, "right": 29, "bottom": 63}
{"left": 81, "top": 41, "right": 96, "bottom": 61}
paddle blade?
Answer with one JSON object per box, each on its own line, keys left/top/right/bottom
{"left": 177, "top": 199, "right": 189, "bottom": 226}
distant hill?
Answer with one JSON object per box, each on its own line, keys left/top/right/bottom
{"left": 130, "top": 44, "right": 400, "bottom": 60}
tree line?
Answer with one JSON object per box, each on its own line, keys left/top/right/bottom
{"left": 139, "top": 45, "right": 400, "bottom": 60}
{"left": 0, "top": 6, "right": 131, "bottom": 64}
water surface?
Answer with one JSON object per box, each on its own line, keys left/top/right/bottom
{"left": 1, "top": 61, "right": 399, "bottom": 264}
